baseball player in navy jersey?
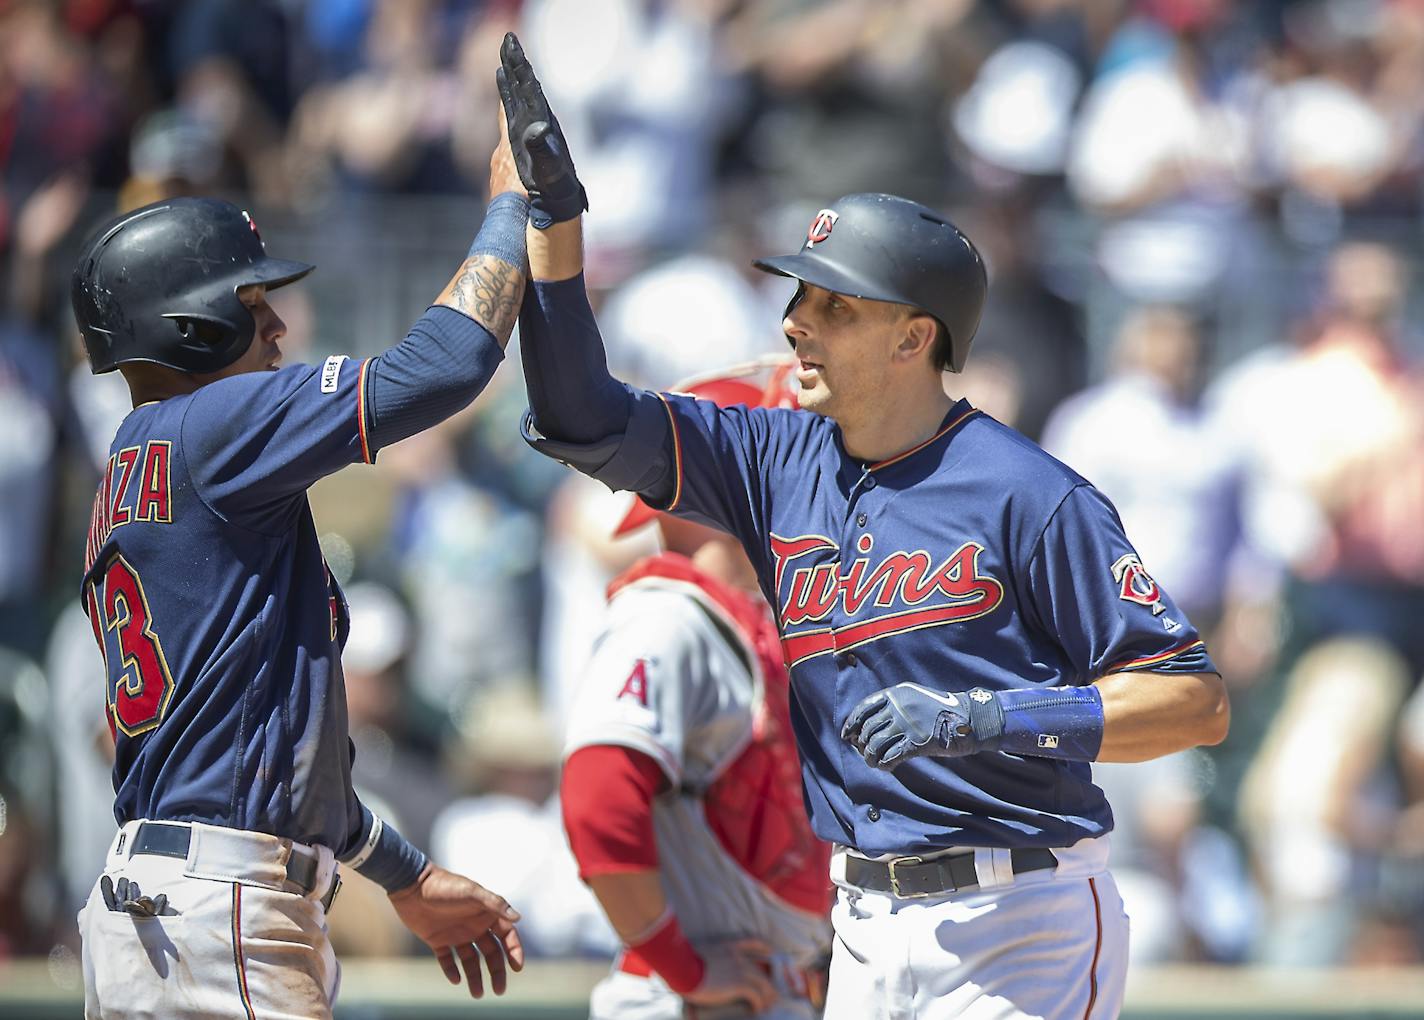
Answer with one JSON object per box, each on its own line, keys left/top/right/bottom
{"left": 498, "top": 34, "right": 1229, "bottom": 1019}
{"left": 561, "top": 363, "right": 833, "bottom": 1020}
{"left": 72, "top": 120, "right": 530, "bottom": 1018}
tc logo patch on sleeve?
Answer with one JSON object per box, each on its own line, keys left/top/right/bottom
{"left": 320, "top": 355, "right": 348, "bottom": 394}
{"left": 1111, "top": 553, "right": 1165, "bottom": 615}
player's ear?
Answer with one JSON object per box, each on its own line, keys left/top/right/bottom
{"left": 894, "top": 312, "right": 938, "bottom": 363}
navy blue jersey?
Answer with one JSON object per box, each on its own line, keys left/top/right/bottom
{"left": 646, "top": 394, "right": 1216, "bottom": 855}
{"left": 81, "top": 354, "right": 378, "bottom": 854}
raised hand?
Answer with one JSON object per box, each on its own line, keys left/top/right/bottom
{"left": 842, "top": 682, "right": 999, "bottom": 769}
{"left": 495, "top": 32, "right": 587, "bottom": 228}
{"left": 388, "top": 864, "right": 525, "bottom": 998}
{"left": 490, "top": 103, "right": 527, "bottom": 200}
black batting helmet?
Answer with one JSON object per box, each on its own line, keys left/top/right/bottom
{"left": 753, "top": 193, "right": 987, "bottom": 373}
{"left": 72, "top": 197, "right": 314, "bottom": 375}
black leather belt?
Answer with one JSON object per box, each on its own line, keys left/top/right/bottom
{"left": 844, "top": 847, "right": 1058, "bottom": 898}
{"left": 131, "top": 821, "right": 340, "bottom": 910}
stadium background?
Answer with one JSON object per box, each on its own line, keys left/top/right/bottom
{"left": 2, "top": 0, "right": 1424, "bottom": 1015}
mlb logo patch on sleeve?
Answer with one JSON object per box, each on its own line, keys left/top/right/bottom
{"left": 320, "top": 355, "right": 348, "bottom": 394}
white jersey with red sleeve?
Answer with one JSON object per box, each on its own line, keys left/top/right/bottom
{"left": 564, "top": 553, "right": 832, "bottom": 974}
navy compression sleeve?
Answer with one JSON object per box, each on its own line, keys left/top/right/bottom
{"left": 519, "top": 274, "right": 632, "bottom": 441}
{"left": 518, "top": 273, "right": 675, "bottom": 498}
{"left": 364, "top": 306, "right": 503, "bottom": 452}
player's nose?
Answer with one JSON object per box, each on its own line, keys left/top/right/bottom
{"left": 261, "top": 308, "right": 288, "bottom": 343}
{"left": 782, "top": 313, "right": 808, "bottom": 349}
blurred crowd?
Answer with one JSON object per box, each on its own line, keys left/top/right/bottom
{"left": 2, "top": 0, "right": 1424, "bottom": 978}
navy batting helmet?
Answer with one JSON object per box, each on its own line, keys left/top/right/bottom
{"left": 752, "top": 193, "right": 987, "bottom": 373}
{"left": 72, "top": 197, "right": 314, "bottom": 375}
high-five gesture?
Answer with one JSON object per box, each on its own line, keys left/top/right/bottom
{"left": 495, "top": 32, "right": 587, "bottom": 229}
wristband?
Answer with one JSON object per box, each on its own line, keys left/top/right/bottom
{"left": 467, "top": 191, "right": 531, "bottom": 266}
{"left": 625, "top": 909, "right": 705, "bottom": 995}
{"left": 339, "top": 806, "right": 429, "bottom": 892}
{"left": 966, "top": 685, "right": 1104, "bottom": 761}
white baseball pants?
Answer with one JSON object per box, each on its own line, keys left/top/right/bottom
{"left": 824, "top": 837, "right": 1129, "bottom": 1020}
{"left": 79, "top": 821, "right": 341, "bottom": 1020}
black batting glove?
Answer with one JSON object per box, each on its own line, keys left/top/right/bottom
{"left": 496, "top": 32, "right": 588, "bottom": 229}
{"left": 841, "top": 683, "right": 1004, "bottom": 770}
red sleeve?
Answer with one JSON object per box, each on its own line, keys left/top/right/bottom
{"left": 561, "top": 744, "right": 671, "bottom": 879}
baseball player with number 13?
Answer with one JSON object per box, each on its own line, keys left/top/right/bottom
{"left": 72, "top": 113, "right": 530, "bottom": 1017}
{"left": 498, "top": 33, "right": 1229, "bottom": 1020}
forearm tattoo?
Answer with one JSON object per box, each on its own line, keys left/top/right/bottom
{"left": 438, "top": 255, "right": 525, "bottom": 346}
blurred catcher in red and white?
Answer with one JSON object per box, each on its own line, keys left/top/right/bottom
{"left": 560, "top": 358, "right": 834, "bottom": 1019}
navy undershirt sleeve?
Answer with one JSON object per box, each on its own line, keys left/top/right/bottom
{"left": 520, "top": 274, "right": 633, "bottom": 441}
{"left": 519, "top": 273, "right": 675, "bottom": 500}
{"left": 364, "top": 305, "right": 504, "bottom": 453}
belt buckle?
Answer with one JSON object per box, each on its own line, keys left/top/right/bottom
{"left": 886, "top": 855, "right": 928, "bottom": 898}
{"left": 321, "top": 872, "right": 342, "bottom": 912}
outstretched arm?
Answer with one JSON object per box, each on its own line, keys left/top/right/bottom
{"left": 496, "top": 32, "right": 675, "bottom": 498}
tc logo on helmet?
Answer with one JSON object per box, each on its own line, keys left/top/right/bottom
{"left": 806, "top": 209, "right": 839, "bottom": 247}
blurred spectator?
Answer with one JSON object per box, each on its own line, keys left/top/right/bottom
{"left": 432, "top": 684, "right": 617, "bottom": 958}
{"left": 1066, "top": 6, "right": 1254, "bottom": 370}
{"left": 1211, "top": 238, "right": 1424, "bottom": 965}
{"left": 1237, "top": 638, "right": 1412, "bottom": 965}
{"left": 378, "top": 414, "right": 542, "bottom": 727}
{"left": 163, "top": 0, "right": 296, "bottom": 203}
{"left": 954, "top": 195, "right": 1089, "bottom": 439}
{"left": 45, "top": 603, "right": 117, "bottom": 922}
{"left": 344, "top": 580, "right": 451, "bottom": 853}
{"left": 0, "top": 318, "right": 64, "bottom": 657}
{"left": 520, "top": 0, "right": 743, "bottom": 253}
{"left": 725, "top": 0, "right": 975, "bottom": 206}
{"left": 0, "top": 647, "right": 59, "bottom": 957}
{"left": 0, "top": 2, "right": 115, "bottom": 269}
{"left": 538, "top": 475, "right": 658, "bottom": 734}
{"left": 953, "top": 38, "right": 1083, "bottom": 182}
{"left": 286, "top": 0, "right": 515, "bottom": 203}
{"left": 1042, "top": 305, "right": 1239, "bottom": 623}
{"left": 598, "top": 252, "right": 784, "bottom": 387}
{"left": 1248, "top": 0, "right": 1424, "bottom": 240}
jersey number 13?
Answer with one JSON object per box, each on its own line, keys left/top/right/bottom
{"left": 85, "top": 555, "right": 176, "bottom": 737}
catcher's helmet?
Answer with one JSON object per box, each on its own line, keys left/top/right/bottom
{"left": 72, "top": 197, "right": 314, "bottom": 375}
{"left": 753, "top": 193, "right": 987, "bottom": 373}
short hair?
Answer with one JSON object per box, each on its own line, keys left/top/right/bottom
{"left": 929, "top": 321, "right": 952, "bottom": 372}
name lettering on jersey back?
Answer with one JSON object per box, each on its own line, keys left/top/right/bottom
{"left": 769, "top": 532, "right": 1004, "bottom": 666}
{"left": 86, "top": 441, "right": 173, "bottom": 572}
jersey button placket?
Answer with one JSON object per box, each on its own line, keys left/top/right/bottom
{"left": 867, "top": 807, "right": 881, "bottom": 821}
{"left": 856, "top": 512, "right": 868, "bottom": 527}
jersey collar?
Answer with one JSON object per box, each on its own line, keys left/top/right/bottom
{"left": 833, "top": 398, "right": 980, "bottom": 479}
{"left": 865, "top": 400, "right": 980, "bottom": 472}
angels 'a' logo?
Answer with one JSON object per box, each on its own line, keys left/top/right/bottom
{"left": 806, "top": 209, "right": 839, "bottom": 247}
{"left": 1111, "top": 553, "right": 1165, "bottom": 615}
